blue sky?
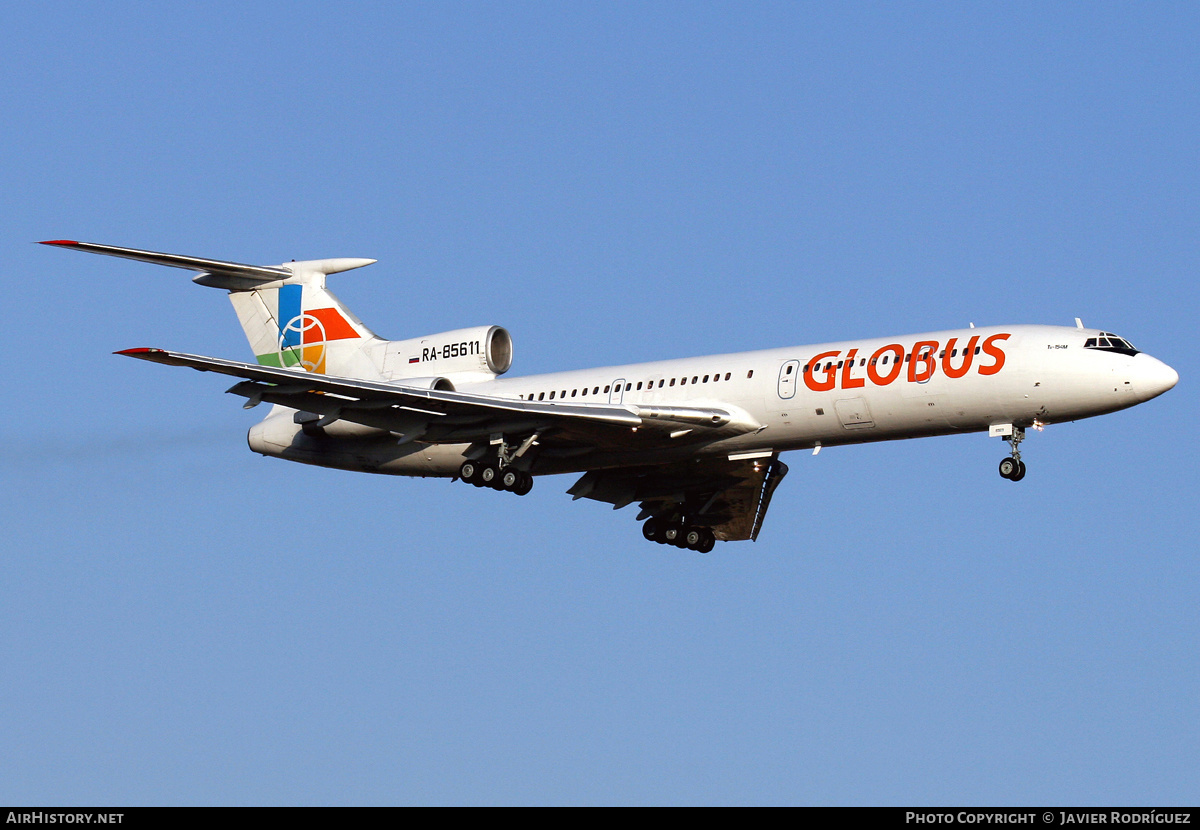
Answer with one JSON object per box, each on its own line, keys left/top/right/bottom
{"left": 2, "top": 2, "right": 1196, "bottom": 805}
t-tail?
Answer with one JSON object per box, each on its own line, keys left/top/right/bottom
{"left": 40, "top": 240, "right": 385, "bottom": 380}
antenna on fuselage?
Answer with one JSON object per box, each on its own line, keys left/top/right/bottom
{"left": 1075, "top": 317, "right": 1084, "bottom": 329}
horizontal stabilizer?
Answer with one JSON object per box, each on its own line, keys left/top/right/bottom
{"left": 40, "top": 240, "right": 376, "bottom": 290}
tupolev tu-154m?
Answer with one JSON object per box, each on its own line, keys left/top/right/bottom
{"left": 44, "top": 240, "right": 1178, "bottom": 553}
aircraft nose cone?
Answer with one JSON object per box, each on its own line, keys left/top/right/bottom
{"left": 1137, "top": 355, "right": 1178, "bottom": 400}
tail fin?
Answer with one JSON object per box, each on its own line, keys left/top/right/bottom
{"left": 227, "top": 259, "right": 381, "bottom": 378}
{"left": 41, "top": 241, "right": 384, "bottom": 379}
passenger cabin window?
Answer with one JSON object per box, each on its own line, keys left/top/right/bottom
{"left": 747, "top": 370, "right": 754, "bottom": 378}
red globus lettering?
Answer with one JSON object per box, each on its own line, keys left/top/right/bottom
{"left": 841, "top": 348, "right": 865, "bottom": 389}
{"left": 908, "top": 340, "right": 938, "bottom": 383}
{"left": 804, "top": 350, "right": 840, "bottom": 392}
{"left": 867, "top": 344, "right": 904, "bottom": 386}
{"left": 941, "top": 335, "right": 979, "bottom": 379}
{"left": 978, "top": 333, "right": 1010, "bottom": 375}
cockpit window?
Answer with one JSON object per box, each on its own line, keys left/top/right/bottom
{"left": 1085, "top": 332, "right": 1140, "bottom": 356}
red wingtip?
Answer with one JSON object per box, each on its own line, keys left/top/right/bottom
{"left": 115, "top": 348, "right": 162, "bottom": 356}
{"left": 40, "top": 239, "right": 79, "bottom": 246}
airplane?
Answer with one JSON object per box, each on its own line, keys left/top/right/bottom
{"left": 43, "top": 240, "right": 1179, "bottom": 553}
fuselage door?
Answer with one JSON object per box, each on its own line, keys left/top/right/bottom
{"left": 609, "top": 378, "right": 626, "bottom": 405}
{"left": 778, "top": 359, "right": 800, "bottom": 400}
{"left": 835, "top": 397, "right": 875, "bottom": 430}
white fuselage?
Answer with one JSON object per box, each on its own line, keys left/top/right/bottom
{"left": 247, "top": 323, "right": 1178, "bottom": 477}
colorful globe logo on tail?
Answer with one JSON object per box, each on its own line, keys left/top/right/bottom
{"left": 256, "top": 284, "right": 362, "bottom": 373}
{"left": 279, "top": 312, "right": 330, "bottom": 374}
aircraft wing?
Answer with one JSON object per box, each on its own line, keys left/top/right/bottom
{"left": 566, "top": 454, "right": 789, "bottom": 542}
{"left": 115, "top": 348, "right": 760, "bottom": 451}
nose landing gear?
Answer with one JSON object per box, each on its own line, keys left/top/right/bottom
{"left": 998, "top": 426, "right": 1027, "bottom": 481}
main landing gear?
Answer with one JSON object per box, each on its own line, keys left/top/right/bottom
{"left": 642, "top": 517, "right": 716, "bottom": 553}
{"left": 457, "top": 432, "right": 537, "bottom": 496}
{"left": 998, "top": 426, "right": 1027, "bottom": 482}
{"left": 459, "top": 460, "right": 534, "bottom": 496}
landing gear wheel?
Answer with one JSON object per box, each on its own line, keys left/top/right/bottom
{"left": 684, "top": 528, "right": 703, "bottom": 549}
{"left": 500, "top": 469, "right": 521, "bottom": 491}
{"left": 512, "top": 472, "right": 534, "bottom": 496}
{"left": 662, "top": 523, "right": 684, "bottom": 547}
{"left": 642, "top": 518, "right": 663, "bottom": 543}
{"left": 696, "top": 530, "right": 715, "bottom": 554}
{"left": 998, "top": 427, "right": 1027, "bottom": 482}
{"left": 480, "top": 464, "right": 499, "bottom": 487}
{"left": 459, "top": 460, "right": 479, "bottom": 484}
